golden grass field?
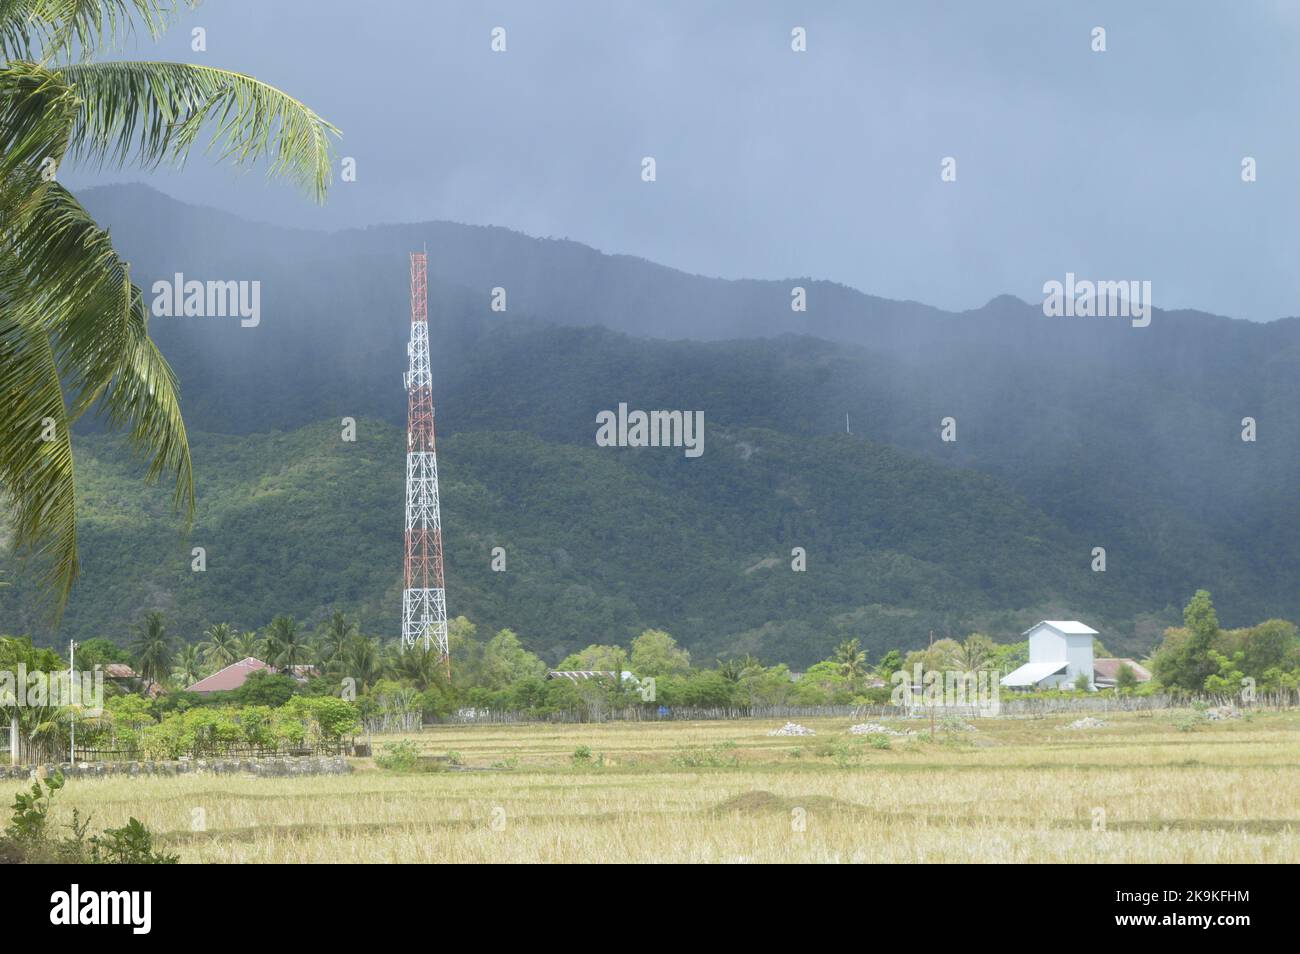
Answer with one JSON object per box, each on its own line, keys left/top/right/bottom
{"left": 25, "top": 710, "right": 1300, "bottom": 863}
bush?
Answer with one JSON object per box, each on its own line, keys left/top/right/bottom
{"left": 0, "top": 774, "right": 176, "bottom": 864}
{"left": 813, "top": 739, "right": 865, "bottom": 767}
{"left": 668, "top": 742, "right": 738, "bottom": 768}
{"left": 375, "top": 740, "right": 420, "bottom": 771}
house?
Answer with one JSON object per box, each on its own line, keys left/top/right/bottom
{"left": 102, "top": 663, "right": 163, "bottom": 699}
{"left": 1001, "top": 620, "right": 1098, "bottom": 690}
{"left": 546, "top": 670, "right": 633, "bottom": 682}
{"left": 187, "top": 657, "right": 271, "bottom": 694}
{"left": 1093, "top": 658, "right": 1152, "bottom": 689}
{"left": 186, "top": 657, "right": 319, "bottom": 695}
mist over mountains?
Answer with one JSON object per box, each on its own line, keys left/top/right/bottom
{"left": 3, "top": 183, "right": 1297, "bottom": 662}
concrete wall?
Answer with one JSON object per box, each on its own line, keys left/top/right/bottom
{"left": 0, "top": 755, "right": 352, "bottom": 781}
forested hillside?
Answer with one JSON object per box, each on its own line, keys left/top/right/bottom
{"left": 2, "top": 185, "right": 1297, "bottom": 662}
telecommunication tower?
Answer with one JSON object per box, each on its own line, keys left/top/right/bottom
{"left": 401, "top": 252, "right": 449, "bottom": 669}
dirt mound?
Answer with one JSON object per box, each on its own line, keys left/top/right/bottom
{"left": 710, "top": 790, "right": 857, "bottom": 816}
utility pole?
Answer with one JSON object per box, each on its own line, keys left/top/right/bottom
{"left": 401, "top": 252, "right": 450, "bottom": 677}
{"left": 68, "top": 638, "right": 76, "bottom": 763}
{"left": 928, "top": 629, "right": 936, "bottom": 739}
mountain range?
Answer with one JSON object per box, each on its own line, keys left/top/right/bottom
{"left": 1, "top": 183, "right": 1296, "bottom": 665}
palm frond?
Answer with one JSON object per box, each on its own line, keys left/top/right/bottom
{"left": 59, "top": 60, "right": 338, "bottom": 200}
{"left": 0, "top": 1, "right": 195, "bottom": 61}
{"left": 0, "top": 292, "right": 79, "bottom": 610}
{"left": 0, "top": 62, "right": 77, "bottom": 232}
{"left": 8, "top": 181, "right": 193, "bottom": 511}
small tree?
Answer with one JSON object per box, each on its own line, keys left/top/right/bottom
{"left": 629, "top": 630, "right": 691, "bottom": 677}
{"left": 832, "top": 638, "right": 868, "bottom": 687}
{"left": 1115, "top": 664, "right": 1138, "bottom": 692}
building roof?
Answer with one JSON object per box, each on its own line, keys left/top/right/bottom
{"left": 547, "top": 670, "right": 616, "bottom": 681}
{"left": 187, "top": 657, "right": 270, "bottom": 694}
{"left": 102, "top": 663, "right": 164, "bottom": 698}
{"left": 1023, "top": 620, "right": 1099, "bottom": 637}
{"left": 1000, "top": 661, "right": 1069, "bottom": 687}
{"left": 1094, "top": 658, "right": 1152, "bottom": 682}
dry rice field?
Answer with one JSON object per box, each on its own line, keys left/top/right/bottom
{"left": 24, "top": 710, "right": 1300, "bottom": 863}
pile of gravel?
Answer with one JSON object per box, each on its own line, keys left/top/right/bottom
{"left": 768, "top": 722, "right": 815, "bottom": 736}
{"left": 849, "top": 722, "right": 915, "bottom": 737}
{"left": 1063, "top": 717, "right": 1108, "bottom": 730}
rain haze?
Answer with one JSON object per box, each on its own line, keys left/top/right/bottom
{"left": 64, "top": 0, "right": 1300, "bottom": 322}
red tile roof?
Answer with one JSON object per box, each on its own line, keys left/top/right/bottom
{"left": 187, "top": 657, "right": 270, "bottom": 694}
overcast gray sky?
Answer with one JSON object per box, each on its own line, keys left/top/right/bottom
{"left": 65, "top": 0, "right": 1300, "bottom": 321}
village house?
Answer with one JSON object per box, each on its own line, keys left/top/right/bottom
{"left": 186, "top": 657, "right": 317, "bottom": 695}
{"left": 1001, "top": 620, "right": 1099, "bottom": 690}
{"left": 999, "top": 621, "right": 1154, "bottom": 691}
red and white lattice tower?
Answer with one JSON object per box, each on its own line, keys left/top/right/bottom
{"left": 401, "top": 252, "right": 449, "bottom": 666}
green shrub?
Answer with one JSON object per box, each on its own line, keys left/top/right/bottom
{"left": 0, "top": 774, "right": 176, "bottom": 864}
{"left": 375, "top": 740, "right": 421, "bottom": 771}
{"left": 814, "top": 739, "right": 865, "bottom": 767}
{"left": 1173, "top": 714, "right": 1200, "bottom": 733}
{"left": 669, "top": 742, "right": 739, "bottom": 768}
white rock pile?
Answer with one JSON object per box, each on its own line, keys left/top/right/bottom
{"left": 849, "top": 722, "right": 915, "bottom": 736}
{"left": 768, "top": 722, "right": 815, "bottom": 736}
{"left": 1064, "top": 717, "right": 1108, "bottom": 730}
{"left": 1205, "top": 705, "right": 1242, "bottom": 721}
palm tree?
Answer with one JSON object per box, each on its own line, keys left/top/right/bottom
{"left": 945, "top": 634, "right": 997, "bottom": 673}
{"left": 313, "top": 611, "right": 357, "bottom": 669}
{"left": 0, "top": 2, "right": 337, "bottom": 616}
{"left": 340, "top": 634, "right": 383, "bottom": 694}
{"left": 130, "top": 610, "right": 172, "bottom": 685}
{"left": 198, "top": 622, "right": 238, "bottom": 667}
{"left": 390, "top": 639, "right": 443, "bottom": 691}
{"left": 232, "top": 629, "right": 262, "bottom": 660}
{"left": 717, "top": 653, "right": 762, "bottom": 682}
{"left": 832, "top": 638, "right": 868, "bottom": 685}
{"left": 263, "top": 614, "right": 308, "bottom": 672}
{"left": 171, "top": 642, "right": 201, "bottom": 686}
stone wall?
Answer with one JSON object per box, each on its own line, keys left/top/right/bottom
{"left": 0, "top": 755, "right": 352, "bottom": 780}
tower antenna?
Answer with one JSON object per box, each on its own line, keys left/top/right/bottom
{"left": 401, "top": 252, "right": 449, "bottom": 675}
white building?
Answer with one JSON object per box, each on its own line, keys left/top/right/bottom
{"left": 1000, "top": 620, "right": 1097, "bottom": 690}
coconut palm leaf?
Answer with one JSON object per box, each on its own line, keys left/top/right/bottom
{"left": 0, "top": 1, "right": 191, "bottom": 61}
{"left": 1, "top": 179, "right": 192, "bottom": 609}
{"left": 0, "top": 3, "right": 336, "bottom": 617}
{"left": 198, "top": 621, "right": 237, "bottom": 667}
{"left": 59, "top": 60, "right": 338, "bottom": 199}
